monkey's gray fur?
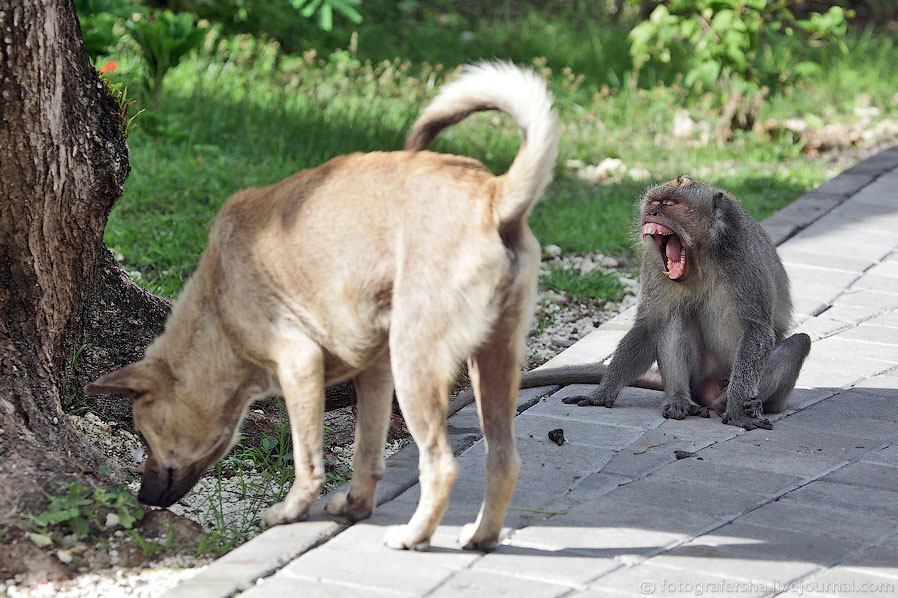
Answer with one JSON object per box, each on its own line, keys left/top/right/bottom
{"left": 503, "top": 176, "right": 810, "bottom": 430}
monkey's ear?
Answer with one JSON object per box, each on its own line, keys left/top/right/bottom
{"left": 711, "top": 191, "right": 733, "bottom": 244}
{"left": 85, "top": 361, "right": 160, "bottom": 399}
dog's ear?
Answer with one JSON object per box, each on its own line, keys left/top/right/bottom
{"left": 85, "top": 361, "right": 162, "bottom": 399}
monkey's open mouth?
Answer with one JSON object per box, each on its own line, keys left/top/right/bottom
{"left": 642, "top": 222, "right": 686, "bottom": 280}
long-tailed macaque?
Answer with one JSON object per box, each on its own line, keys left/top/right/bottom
{"left": 513, "top": 176, "right": 810, "bottom": 430}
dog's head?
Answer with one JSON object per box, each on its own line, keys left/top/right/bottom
{"left": 86, "top": 359, "right": 257, "bottom": 508}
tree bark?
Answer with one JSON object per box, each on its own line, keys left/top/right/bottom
{"left": 0, "top": 0, "right": 169, "bottom": 581}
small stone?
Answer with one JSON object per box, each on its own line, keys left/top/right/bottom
{"left": 548, "top": 428, "right": 566, "bottom": 446}
{"left": 27, "top": 533, "right": 53, "bottom": 548}
{"left": 105, "top": 512, "right": 120, "bottom": 528}
{"left": 56, "top": 550, "right": 73, "bottom": 564}
{"left": 543, "top": 244, "right": 562, "bottom": 258}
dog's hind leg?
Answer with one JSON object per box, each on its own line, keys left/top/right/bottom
{"left": 458, "top": 343, "right": 522, "bottom": 551}
{"left": 326, "top": 353, "right": 394, "bottom": 521}
{"left": 261, "top": 334, "right": 326, "bottom": 528}
{"left": 382, "top": 339, "right": 459, "bottom": 551}
{"left": 457, "top": 282, "right": 533, "bottom": 551}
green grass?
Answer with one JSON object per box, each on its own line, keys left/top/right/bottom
{"left": 101, "top": 12, "right": 898, "bottom": 301}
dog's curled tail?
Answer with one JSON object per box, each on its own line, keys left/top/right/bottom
{"left": 405, "top": 61, "right": 560, "bottom": 225}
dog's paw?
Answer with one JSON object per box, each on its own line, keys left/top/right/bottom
{"left": 325, "top": 492, "right": 372, "bottom": 522}
{"left": 383, "top": 524, "right": 430, "bottom": 551}
{"left": 458, "top": 522, "right": 499, "bottom": 552}
{"left": 261, "top": 500, "right": 309, "bottom": 529}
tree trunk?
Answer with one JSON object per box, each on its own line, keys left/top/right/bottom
{"left": 0, "top": 0, "right": 168, "bottom": 581}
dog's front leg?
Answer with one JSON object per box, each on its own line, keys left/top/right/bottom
{"left": 326, "top": 353, "right": 393, "bottom": 521}
{"left": 261, "top": 339, "right": 326, "bottom": 528}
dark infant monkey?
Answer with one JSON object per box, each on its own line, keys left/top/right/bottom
{"left": 525, "top": 176, "right": 811, "bottom": 430}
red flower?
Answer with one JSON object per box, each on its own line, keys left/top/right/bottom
{"left": 100, "top": 61, "right": 118, "bottom": 74}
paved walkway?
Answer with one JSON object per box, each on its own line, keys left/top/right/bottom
{"left": 168, "top": 148, "right": 898, "bottom": 598}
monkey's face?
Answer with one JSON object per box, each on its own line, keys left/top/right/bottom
{"left": 639, "top": 175, "right": 711, "bottom": 282}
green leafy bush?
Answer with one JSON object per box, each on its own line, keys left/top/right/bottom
{"left": 74, "top": 0, "right": 142, "bottom": 59}
{"left": 30, "top": 481, "right": 144, "bottom": 543}
{"left": 629, "top": 1, "right": 852, "bottom": 95}
{"left": 126, "top": 10, "right": 207, "bottom": 107}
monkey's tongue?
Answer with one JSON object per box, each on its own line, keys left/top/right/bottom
{"left": 665, "top": 235, "right": 685, "bottom": 280}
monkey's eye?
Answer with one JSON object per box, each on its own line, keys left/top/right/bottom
{"left": 648, "top": 200, "right": 661, "bottom": 207}
{"left": 662, "top": 199, "right": 677, "bottom": 206}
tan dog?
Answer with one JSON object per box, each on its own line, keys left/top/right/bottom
{"left": 86, "top": 62, "right": 559, "bottom": 551}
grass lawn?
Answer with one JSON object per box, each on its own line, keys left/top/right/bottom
{"left": 103, "top": 10, "right": 898, "bottom": 303}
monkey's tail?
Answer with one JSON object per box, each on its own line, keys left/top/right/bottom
{"left": 405, "top": 61, "right": 560, "bottom": 225}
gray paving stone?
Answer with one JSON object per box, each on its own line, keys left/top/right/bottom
{"left": 773, "top": 407, "right": 898, "bottom": 441}
{"left": 837, "top": 289, "right": 898, "bottom": 310}
{"left": 568, "top": 472, "right": 631, "bottom": 499}
{"left": 796, "top": 352, "right": 894, "bottom": 390}
{"left": 514, "top": 413, "right": 645, "bottom": 449}
{"left": 787, "top": 386, "right": 839, "bottom": 410}
{"left": 273, "top": 521, "right": 479, "bottom": 596}
{"left": 848, "top": 276, "right": 898, "bottom": 297}
{"left": 695, "top": 441, "right": 846, "bottom": 480}
{"left": 526, "top": 385, "right": 666, "bottom": 431}
{"left": 862, "top": 445, "right": 898, "bottom": 467}
{"left": 811, "top": 336, "right": 898, "bottom": 365}
{"left": 826, "top": 201, "right": 898, "bottom": 232}
{"left": 813, "top": 173, "right": 873, "bottom": 197}
{"left": 426, "top": 569, "right": 573, "bottom": 598}
{"left": 574, "top": 476, "right": 767, "bottom": 520}
{"left": 785, "top": 234, "right": 891, "bottom": 266}
{"left": 865, "top": 261, "right": 898, "bottom": 279}
{"left": 645, "top": 458, "right": 803, "bottom": 497}
{"left": 592, "top": 562, "right": 771, "bottom": 598}
{"left": 770, "top": 193, "right": 843, "bottom": 225}
{"left": 650, "top": 522, "right": 865, "bottom": 583}
{"left": 737, "top": 494, "right": 898, "bottom": 544}
{"left": 840, "top": 534, "right": 898, "bottom": 581}
{"left": 778, "top": 246, "right": 871, "bottom": 273}
{"left": 784, "top": 480, "right": 898, "bottom": 518}
{"left": 240, "top": 574, "right": 409, "bottom": 598}
{"left": 621, "top": 416, "right": 742, "bottom": 455}
{"left": 600, "top": 448, "right": 676, "bottom": 478}
{"left": 764, "top": 222, "right": 800, "bottom": 246}
{"left": 508, "top": 514, "right": 692, "bottom": 556}
{"left": 163, "top": 513, "right": 345, "bottom": 598}
{"left": 815, "top": 304, "right": 891, "bottom": 325}
{"left": 470, "top": 542, "right": 620, "bottom": 587}
{"left": 844, "top": 152, "right": 898, "bottom": 176}
{"left": 727, "top": 426, "right": 875, "bottom": 461}
{"left": 821, "top": 461, "right": 898, "bottom": 493}
{"left": 802, "top": 391, "right": 898, "bottom": 423}
{"left": 866, "top": 310, "right": 898, "bottom": 328}
{"left": 805, "top": 566, "right": 898, "bottom": 596}
{"left": 510, "top": 434, "right": 617, "bottom": 503}
{"left": 837, "top": 323, "right": 898, "bottom": 345}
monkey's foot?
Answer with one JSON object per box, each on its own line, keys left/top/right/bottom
{"left": 661, "top": 399, "right": 703, "bottom": 420}
{"left": 742, "top": 397, "right": 764, "bottom": 418}
{"left": 562, "top": 394, "right": 615, "bottom": 408}
{"left": 721, "top": 410, "right": 773, "bottom": 431}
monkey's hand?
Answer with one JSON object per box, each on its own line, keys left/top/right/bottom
{"left": 561, "top": 390, "right": 616, "bottom": 408}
